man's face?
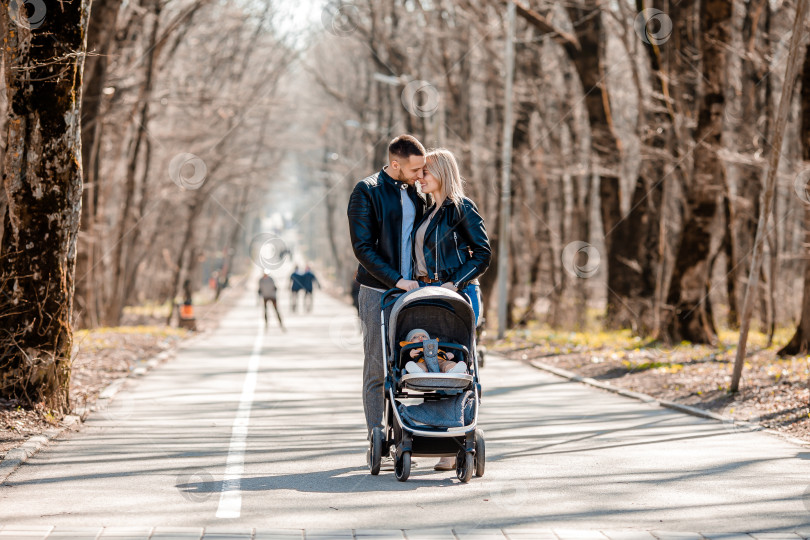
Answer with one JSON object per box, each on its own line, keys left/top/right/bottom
{"left": 391, "top": 155, "right": 426, "bottom": 185}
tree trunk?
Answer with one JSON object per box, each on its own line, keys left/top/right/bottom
{"left": 74, "top": 0, "right": 123, "bottom": 328}
{"left": 166, "top": 194, "right": 205, "bottom": 326}
{"left": 106, "top": 0, "right": 161, "bottom": 326}
{"left": 721, "top": 192, "right": 740, "bottom": 327}
{"left": 609, "top": 0, "right": 673, "bottom": 336}
{"left": 561, "top": 1, "right": 622, "bottom": 330}
{"left": 216, "top": 184, "right": 251, "bottom": 297}
{"left": 0, "top": 12, "right": 7, "bottom": 197}
{"left": 0, "top": 2, "right": 91, "bottom": 412}
{"left": 777, "top": 43, "right": 810, "bottom": 356}
{"left": 603, "top": 177, "right": 662, "bottom": 334}
{"left": 661, "top": 0, "right": 732, "bottom": 344}
{"left": 724, "top": 0, "right": 772, "bottom": 330}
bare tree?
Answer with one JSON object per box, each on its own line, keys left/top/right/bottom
{"left": 661, "top": 0, "right": 733, "bottom": 344}
{"left": 1, "top": 1, "right": 91, "bottom": 412}
{"left": 778, "top": 41, "right": 810, "bottom": 356}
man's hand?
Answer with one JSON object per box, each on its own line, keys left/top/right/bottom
{"left": 396, "top": 279, "right": 419, "bottom": 291}
{"left": 440, "top": 282, "right": 457, "bottom": 292}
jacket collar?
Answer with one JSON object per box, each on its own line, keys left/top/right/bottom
{"left": 379, "top": 166, "right": 409, "bottom": 191}
{"left": 440, "top": 197, "right": 456, "bottom": 207}
{"left": 428, "top": 197, "right": 459, "bottom": 211}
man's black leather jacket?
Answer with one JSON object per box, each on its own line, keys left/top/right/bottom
{"left": 415, "top": 197, "right": 491, "bottom": 290}
{"left": 348, "top": 168, "right": 426, "bottom": 290}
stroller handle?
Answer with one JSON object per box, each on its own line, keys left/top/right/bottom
{"left": 381, "top": 288, "right": 404, "bottom": 311}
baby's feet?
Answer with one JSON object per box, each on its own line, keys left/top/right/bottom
{"left": 405, "top": 361, "right": 425, "bottom": 374}
{"left": 447, "top": 362, "right": 467, "bottom": 374}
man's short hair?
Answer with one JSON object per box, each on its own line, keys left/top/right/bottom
{"left": 388, "top": 134, "right": 426, "bottom": 161}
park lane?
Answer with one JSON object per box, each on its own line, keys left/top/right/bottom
{"left": 1, "top": 280, "right": 810, "bottom": 532}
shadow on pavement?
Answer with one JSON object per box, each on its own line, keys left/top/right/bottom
{"left": 176, "top": 466, "right": 458, "bottom": 496}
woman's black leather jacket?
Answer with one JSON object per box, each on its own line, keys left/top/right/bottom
{"left": 414, "top": 197, "right": 491, "bottom": 290}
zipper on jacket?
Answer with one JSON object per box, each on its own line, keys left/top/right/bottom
{"left": 453, "top": 232, "right": 464, "bottom": 265}
{"left": 457, "top": 267, "right": 476, "bottom": 287}
{"left": 434, "top": 225, "right": 439, "bottom": 279}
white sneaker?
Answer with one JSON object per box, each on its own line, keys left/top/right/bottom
{"left": 405, "top": 361, "right": 423, "bottom": 374}
{"left": 448, "top": 362, "right": 467, "bottom": 374}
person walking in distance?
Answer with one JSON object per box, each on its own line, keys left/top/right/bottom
{"left": 347, "top": 134, "right": 427, "bottom": 470}
{"left": 258, "top": 271, "right": 285, "bottom": 331}
{"left": 301, "top": 265, "right": 320, "bottom": 313}
{"left": 289, "top": 266, "right": 305, "bottom": 313}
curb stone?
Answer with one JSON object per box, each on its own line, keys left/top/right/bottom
{"left": 0, "top": 349, "right": 175, "bottom": 486}
{"left": 521, "top": 357, "right": 810, "bottom": 448}
{"left": 0, "top": 416, "right": 79, "bottom": 485}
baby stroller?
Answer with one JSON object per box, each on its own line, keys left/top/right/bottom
{"left": 368, "top": 287, "right": 485, "bottom": 483}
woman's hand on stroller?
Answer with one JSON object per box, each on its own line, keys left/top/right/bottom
{"left": 396, "top": 278, "right": 419, "bottom": 291}
{"left": 440, "top": 282, "right": 457, "bottom": 292}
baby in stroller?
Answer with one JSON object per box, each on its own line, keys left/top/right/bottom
{"left": 400, "top": 328, "right": 468, "bottom": 375}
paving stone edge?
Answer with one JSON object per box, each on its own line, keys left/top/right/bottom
{"left": 0, "top": 527, "right": 807, "bottom": 538}
{"left": 522, "top": 356, "right": 810, "bottom": 448}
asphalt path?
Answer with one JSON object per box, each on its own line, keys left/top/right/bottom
{"left": 1, "top": 275, "right": 810, "bottom": 533}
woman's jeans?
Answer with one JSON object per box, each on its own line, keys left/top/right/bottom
{"left": 417, "top": 281, "right": 481, "bottom": 327}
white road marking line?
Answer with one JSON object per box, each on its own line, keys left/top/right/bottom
{"left": 216, "top": 318, "right": 264, "bottom": 519}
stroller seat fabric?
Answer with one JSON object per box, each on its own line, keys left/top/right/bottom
{"left": 397, "top": 390, "right": 475, "bottom": 428}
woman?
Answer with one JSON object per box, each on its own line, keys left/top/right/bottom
{"left": 412, "top": 148, "right": 490, "bottom": 340}
{"left": 412, "top": 148, "right": 491, "bottom": 471}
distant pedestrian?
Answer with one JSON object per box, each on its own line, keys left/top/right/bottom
{"left": 290, "top": 266, "right": 305, "bottom": 312}
{"left": 259, "top": 272, "right": 285, "bottom": 330}
{"left": 301, "top": 266, "right": 320, "bottom": 313}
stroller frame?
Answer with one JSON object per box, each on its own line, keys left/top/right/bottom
{"left": 368, "top": 287, "right": 485, "bottom": 483}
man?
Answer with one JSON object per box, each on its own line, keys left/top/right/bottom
{"left": 348, "top": 134, "right": 426, "bottom": 469}
{"left": 301, "top": 265, "right": 320, "bottom": 313}
{"left": 259, "top": 271, "right": 285, "bottom": 331}
{"left": 289, "top": 266, "right": 305, "bottom": 313}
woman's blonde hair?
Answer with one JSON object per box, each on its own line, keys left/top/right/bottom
{"left": 425, "top": 148, "right": 465, "bottom": 208}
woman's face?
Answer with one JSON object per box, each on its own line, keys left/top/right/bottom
{"left": 419, "top": 167, "right": 442, "bottom": 196}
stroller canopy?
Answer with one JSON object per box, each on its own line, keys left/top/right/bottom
{"left": 387, "top": 287, "right": 476, "bottom": 354}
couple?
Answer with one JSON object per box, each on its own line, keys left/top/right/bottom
{"left": 347, "top": 134, "right": 491, "bottom": 471}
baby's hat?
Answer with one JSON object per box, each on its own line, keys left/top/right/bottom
{"left": 406, "top": 328, "right": 429, "bottom": 342}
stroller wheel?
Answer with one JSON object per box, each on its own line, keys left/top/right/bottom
{"left": 456, "top": 450, "right": 474, "bottom": 483}
{"left": 474, "top": 429, "right": 485, "bottom": 477}
{"left": 395, "top": 451, "right": 411, "bottom": 482}
{"left": 369, "top": 427, "right": 383, "bottom": 475}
